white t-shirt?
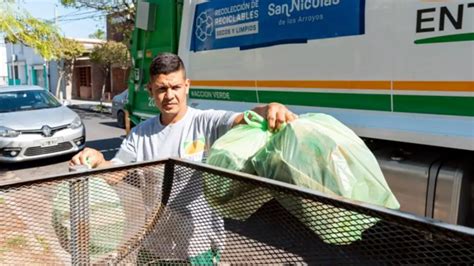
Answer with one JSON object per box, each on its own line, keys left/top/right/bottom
{"left": 112, "top": 107, "right": 238, "bottom": 164}
{"left": 111, "top": 107, "right": 239, "bottom": 260}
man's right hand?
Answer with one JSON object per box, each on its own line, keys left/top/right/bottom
{"left": 69, "top": 147, "right": 106, "bottom": 169}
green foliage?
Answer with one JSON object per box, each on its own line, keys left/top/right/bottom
{"left": 4, "top": 236, "right": 27, "bottom": 249}
{"left": 34, "top": 235, "right": 50, "bottom": 252}
{"left": 90, "top": 41, "right": 130, "bottom": 70}
{"left": 0, "top": 4, "right": 83, "bottom": 61}
{"left": 60, "top": 0, "right": 136, "bottom": 44}
{"left": 0, "top": 5, "right": 62, "bottom": 60}
{"left": 60, "top": 0, "right": 135, "bottom": 14}
{"left": 89, "top": 29, "right": 105, "bottom": 40}
{"left": 90, "top": 41, "right": 130, "bottom": 103}
{"left": 58, "top": 38, "right": 85, "bottom": 62}
{"left": 53, "top": 38, "right": 85, "bottom": 98}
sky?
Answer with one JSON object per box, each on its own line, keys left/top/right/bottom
{"left": 14, "top": 0, "right": 106, "bottom": 39}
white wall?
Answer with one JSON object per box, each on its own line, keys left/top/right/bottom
{"left": 5, "top": 42, "right": 52, "bottom": 89}
{"left": 0, "top": 39, "right": 7, "bottom": 86}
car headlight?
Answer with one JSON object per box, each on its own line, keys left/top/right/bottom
{"left": 69, "top": 117, "right": 83, "bottom": 129}
{"left": 0, "top": 126, "right": 20, "bottom": 137}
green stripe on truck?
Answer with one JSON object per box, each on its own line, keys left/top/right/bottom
{"left": 190, "top": 88, "right": 390, "bottom": 111}
{"left": 189, "top": 89, "right": 258, "bottom": 102}
{"left": 189, "top": 88, "right": 473, "bottom": 116}
{"left": 394, "top": 95, "right": 474, "bottom": 116}
{"left": 257, "top": 91, "right": 391, "bottom": 111}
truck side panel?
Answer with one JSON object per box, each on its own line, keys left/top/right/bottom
{"left": 180, "top": 0, "right": 474, "bottom": 150}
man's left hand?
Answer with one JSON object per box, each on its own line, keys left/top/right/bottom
{"left": 252, "top": 102, "right": 298, "bottom": 132}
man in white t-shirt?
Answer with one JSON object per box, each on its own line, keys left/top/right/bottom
{"left": 70, "top": 53, "right": 295, "bottom": 168}
{"left": 69, "top": 53, "right": 296, "bottom": 262}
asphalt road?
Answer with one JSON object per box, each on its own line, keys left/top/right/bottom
{"left": 0, "top": 107, "right": 125, "bottom": 183}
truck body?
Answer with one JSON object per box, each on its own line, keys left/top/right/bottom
{"left": 127, "top": 0, "right": 474, "bottom": 226}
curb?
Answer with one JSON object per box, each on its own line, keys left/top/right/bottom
{"left": 69, "top": 104, "right": 112, "bottom": 114}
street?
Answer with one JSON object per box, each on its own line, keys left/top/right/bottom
{"left": 0, "top": 107, "right": 125, "bottom": 183}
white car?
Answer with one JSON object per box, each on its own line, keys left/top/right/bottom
{"left": 0, "top": 86, "right": 86, "bottom": 162}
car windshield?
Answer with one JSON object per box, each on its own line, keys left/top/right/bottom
{"left": 0, "top": 90, "right": 61, "bottom": 113}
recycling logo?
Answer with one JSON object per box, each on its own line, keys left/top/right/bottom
{"left": 195, "top": 11, "right": 214, "bottom": 42}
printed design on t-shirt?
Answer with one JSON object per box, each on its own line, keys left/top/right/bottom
{"left": 184, "top": 137, "right": 206, "bottom": 156}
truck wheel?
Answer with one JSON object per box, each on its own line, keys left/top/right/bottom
{"left": 117, "top": 110, "right": 125, "bottom": 128}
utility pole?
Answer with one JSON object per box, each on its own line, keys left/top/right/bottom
{"left": 54, "top": 3, "right": 58, "bottom": 26}
{"left": 10, "top": 43, "right": 16, "bottom": 85}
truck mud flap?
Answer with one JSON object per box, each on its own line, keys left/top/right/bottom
{"left": 372, "top": 144, "right": 473, "bottom": 227}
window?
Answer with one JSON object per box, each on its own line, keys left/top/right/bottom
{"left": 0, "top": 90, "right": 60, "bottom": 113}
{"left": 78, "top": 67, "right": 91, "bottom": 87}
{"left": 13, "top": 65, "right": 19, "bottom": 79}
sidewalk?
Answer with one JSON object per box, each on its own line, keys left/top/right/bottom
{"left": 65, "top": 99, "right": 112, "bottom": 114}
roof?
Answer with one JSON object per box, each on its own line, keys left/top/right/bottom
{"left": 0, "top": 85, "right": 45, "bottom": 92}
{"left": 67, "top": 38, "right": 106, "bottom": 51}
{"left": 69, "top": 38, "right": 106, "bottom": 44}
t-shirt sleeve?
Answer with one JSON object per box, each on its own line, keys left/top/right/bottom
{"left": 111, "top": 129, "right": 138, "bottom": 165}
{"left": 198, "top": 109, "right": 240, "bottom": 145}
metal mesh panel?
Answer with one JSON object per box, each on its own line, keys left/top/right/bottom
{"left": 1, "top": 158, "right": 473, "bottom": 265}
{"left": 0, "top": 162, "right": 165, "bottom": 265}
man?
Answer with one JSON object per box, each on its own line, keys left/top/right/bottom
{"left": 70, "top": 53, "right": 296, "bottom": 167}
{"left": 69, "top": 53, "right": 296, "bottom": 262}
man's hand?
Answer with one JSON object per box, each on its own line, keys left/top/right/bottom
{"left": 69, "top": 147, "right": 107, "bottom": 169}
{"left": 251, "top": 102, "right": 298, "bottom": 132}
{"left": 70, "top": 148, "right": 124, "bottom": 185}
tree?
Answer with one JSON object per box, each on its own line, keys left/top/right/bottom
{"left": 90, "top": 41, "right": 130, "bottom": 106}
{"left": 60, "top": 0, "right": 135, "bottom": 43}
{"left": 0, "top": 4, "right": 62, "bottom": 60}
{"left": 61, "top": 0, "right": 135, "bottom": 18}
{"left": 55, "top": 38, "right": 85, "bottom": 99}
{"left": 88, "top": 29, "right": 105, "bottom": 40}
{"left": 1, "top": 4, "right": 85, "bottom": 97}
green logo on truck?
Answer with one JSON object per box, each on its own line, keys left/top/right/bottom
{"left": 415, "top": 3, "right": 474, "bottom": 44}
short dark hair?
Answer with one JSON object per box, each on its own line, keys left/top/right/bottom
{"left": 149, "top": 53, "right": 186, "bottom": 78}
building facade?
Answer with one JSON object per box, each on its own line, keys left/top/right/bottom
{"left": 4, "top": 38, "right": 109, "bottom": 101}
{"left": 107, "top": 11, "right": 132, "bottom": 97}
{"left": 5, "top": 42, "right": 57, "bottom": 90}
{"left": 68, "top": 38, "right": 107, "bottom": 101}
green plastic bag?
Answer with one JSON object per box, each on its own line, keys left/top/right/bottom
{"left": 52, "top": 178, "right": 125, "bottom": 258}
{"left": 205, "top": 111, "right": 273, "bottom": 220}
{"left": 251, "top": 113, "right": 400, "bottom": 244}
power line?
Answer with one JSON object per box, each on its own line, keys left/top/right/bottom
{"left": 59, "top": 13, "right": 107, "bottom": 22}
{"left": 60, "top": 15, "right": 107, "bottom": 25}
{"left": 56, "top": 10, "right": 105, "bottom": 20}
{"left": 53, "top": 9, "right": 84, "bottom": 20}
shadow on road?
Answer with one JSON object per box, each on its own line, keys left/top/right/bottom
{"left": 100, "top": 121, "right": 123, "bottom": 129}
{"left": 86, "top": 137, "right": 124, "bottom": 160}
{"left": 0, "top": 154, "right": 72, "bottom": 171}
{"left": 70, "top": 107, "right": 113, "bottom": 121}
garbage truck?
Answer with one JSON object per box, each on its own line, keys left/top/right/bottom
{"left": 125, "top": 0, "right": 474, "bottom": 227}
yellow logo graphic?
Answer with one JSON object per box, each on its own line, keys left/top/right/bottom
{"left": 184, "top": 137, "right": 206, "bottom": 155}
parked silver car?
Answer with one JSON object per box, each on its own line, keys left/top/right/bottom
{"left": 111, "top": 89, "right": 128, "bottom": 128}
{"left": 0, "top": 86, "right": 85, "bottom": 162}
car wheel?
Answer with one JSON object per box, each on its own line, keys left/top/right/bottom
{"left": 117, "top": 110, "right": 125, "bottom": 128}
